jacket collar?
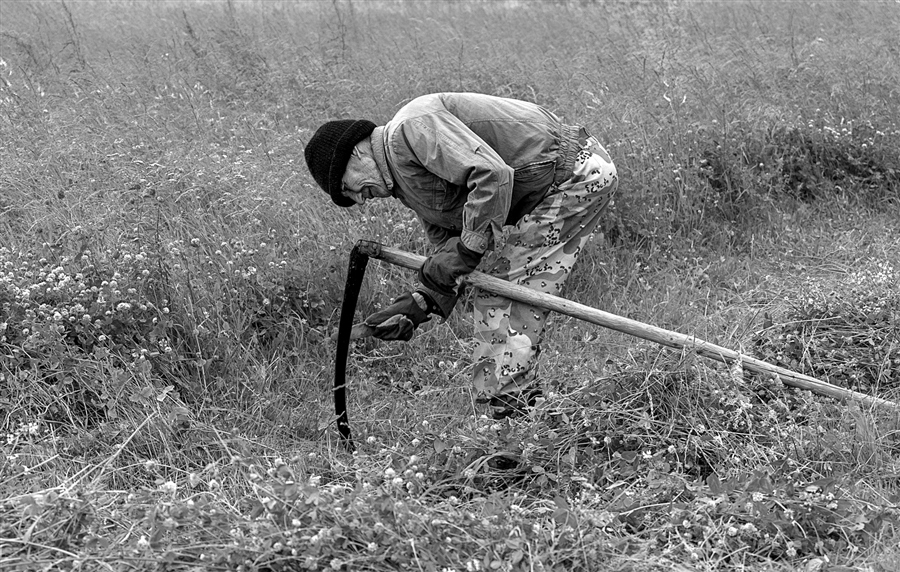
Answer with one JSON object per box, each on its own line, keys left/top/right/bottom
{"left": 370, "top": 126, "right": 395, "bottom": 195}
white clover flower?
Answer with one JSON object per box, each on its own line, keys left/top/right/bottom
{"left": 136, "top": 535, "right": 150, "bottom": 549}
{"left": 158, "top": 481, "right": 177, "bottom": 494}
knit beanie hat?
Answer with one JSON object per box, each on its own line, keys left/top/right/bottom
{"left": 304, "top": 119, "right": 377, "bottom": 207}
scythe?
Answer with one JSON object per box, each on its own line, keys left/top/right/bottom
{"left": 332, "top": 240, "right": 899, "bottom": 449}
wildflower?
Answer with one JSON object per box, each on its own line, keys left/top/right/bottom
{"left": 136, "top": 536, "right": 150, "bottom": 549}
{"left": 159, "top": 481, "right": 177, "bottom": 495}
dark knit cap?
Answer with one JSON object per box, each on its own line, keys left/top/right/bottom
{"left": 304, "top": 119, "right": 377, "bottom": 207}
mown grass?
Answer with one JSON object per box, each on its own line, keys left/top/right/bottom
{"left": 1, "top": 1, "right": 899, "bottom": 570}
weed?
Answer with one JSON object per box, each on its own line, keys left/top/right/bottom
{"left": 1, "top": 1, "right": 899, "bottom": 571}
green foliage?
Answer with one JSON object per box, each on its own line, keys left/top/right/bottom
{"left": 753, "top": 261, "right": 900, "bottom": 392}
{"left": 1, "top": 1, "right": 899, "bottom": 571}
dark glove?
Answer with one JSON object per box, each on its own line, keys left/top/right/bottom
{"left": 418, "top": 238, "right": 483, "bottom": 297}
{"left": 364, "top": 291, "right": 433, "bottom": 341}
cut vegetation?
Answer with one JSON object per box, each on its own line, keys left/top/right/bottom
{"left": 1, "top": 1, "right": 898, "bottom": 571}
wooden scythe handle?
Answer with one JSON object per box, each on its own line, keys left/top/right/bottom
{"left": 355, "top": 240, "right": 899, "bottom": 413}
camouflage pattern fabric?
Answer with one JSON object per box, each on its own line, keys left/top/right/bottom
{"left": 472, "top": 136, "right": 618, "bottom": 400}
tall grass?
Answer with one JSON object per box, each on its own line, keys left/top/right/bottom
{"left": 1, "top": 1, "right": 899, "bottom": 570}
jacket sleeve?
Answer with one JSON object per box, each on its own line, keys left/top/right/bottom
{"left": 417, "top": 214, "right": 461, "bottom": 249}
{"left": 397, "top": 112, "right": 515, "bottom": 255}
{"left": 412, "top": 216, "right": 461, "bottom": 318}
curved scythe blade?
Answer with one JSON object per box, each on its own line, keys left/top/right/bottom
{"left": 332, "top": 242, "right": 374, "bottom": 450}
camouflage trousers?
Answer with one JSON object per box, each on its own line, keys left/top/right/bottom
{"left": 472, "top": 136, "right": 618, "bottom": 400}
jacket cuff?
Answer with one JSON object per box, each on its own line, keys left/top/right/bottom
{"left": 461, "top": 229, "right": 490, "bottom": 254}
{"left": 416, "top": 287, "right": 459, "bottom": 320}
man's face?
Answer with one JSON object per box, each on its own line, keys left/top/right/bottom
{"left": 341, "top": 145, "right": 390, "bottom": 205}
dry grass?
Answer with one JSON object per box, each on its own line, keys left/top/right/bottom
{"left": 1, "top": 1, "right": 899, "bottom": 570}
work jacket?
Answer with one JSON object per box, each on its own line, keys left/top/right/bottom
{"left": 370, "top": 93, "right": 587, "bottom": 255}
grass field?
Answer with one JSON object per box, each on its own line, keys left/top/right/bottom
{"left": 1, "top": 0, "right": 899, "bottom": 570}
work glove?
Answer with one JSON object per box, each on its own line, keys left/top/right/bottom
{"left": 363, "top": 291, "right": 433, "bottom": 341}
{"left": 418, "top": 238, "right": 483, "bottom": 297}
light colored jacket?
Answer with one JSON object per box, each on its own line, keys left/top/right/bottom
{"left": 370, "top": 93, "right": 587, "bottom": 254}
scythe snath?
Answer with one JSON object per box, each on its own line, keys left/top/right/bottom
{"left": 332, "top": 240, "right": 900, "bottom": 449}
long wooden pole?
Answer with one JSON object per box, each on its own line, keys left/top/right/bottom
{"left": 358, "top": 241, "right": 899, "bottom": 412}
